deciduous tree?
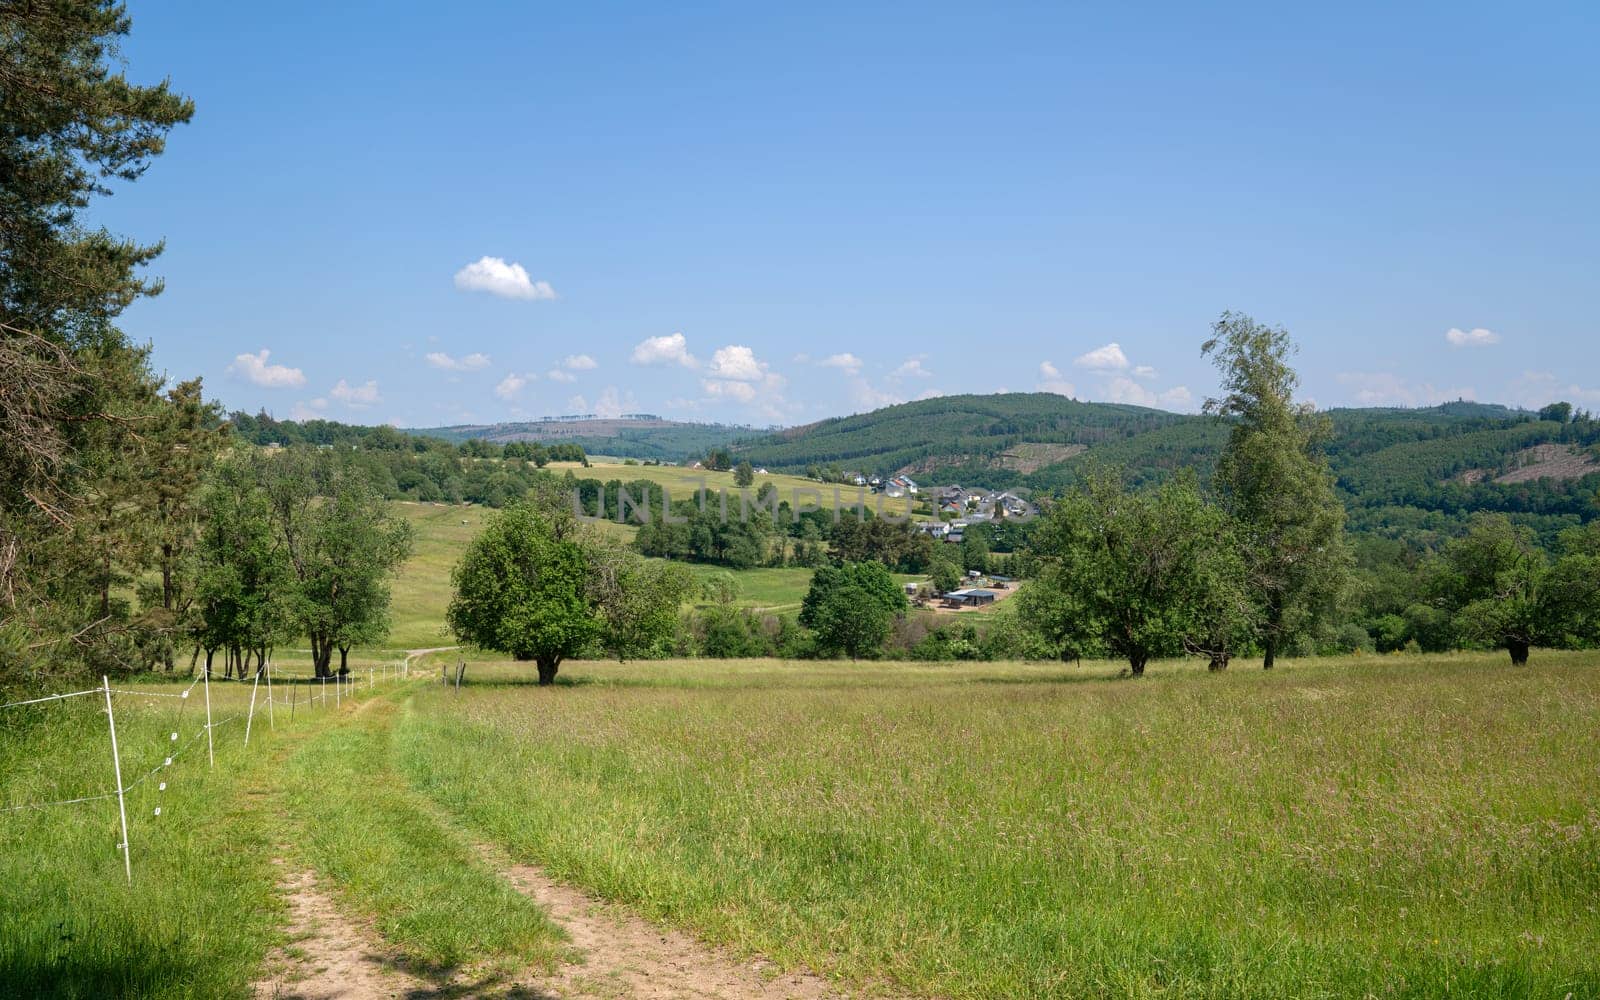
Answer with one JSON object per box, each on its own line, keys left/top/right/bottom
{"left": 1202, "top": 311, "right": 1348, "bottom": 668}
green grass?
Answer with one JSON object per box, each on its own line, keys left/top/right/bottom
{"left": 277, "top": 696, "right": 564, "bottom": 972}
{"left": 395, "top": 652, "right": 1600, "bottom": 999}
{"left": 0, "top": 678, "right": 281, "bottom": 997}
{"left": 10, "top": 652, "right": 1598, "bottom": 997}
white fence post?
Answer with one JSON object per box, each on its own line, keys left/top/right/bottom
{"left": 265, "top": 659, "right": 275, "bottom": 730}
{"left": 101, "top": 676, "right": 132, "bottom": 884}
{"left": 203, "top": 662, "right": 214, "bottom": 769}
{"left": 244, "top": 667, "right": 260, "bottom": 747}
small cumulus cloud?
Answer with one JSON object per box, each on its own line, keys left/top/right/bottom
{"left": 453, "top": 256, "right": 556, "bottom": 301}
{"left": 228, "top": 349, "right": 306, "bottom": 389}
{"left": 1073, "top": 342, "right": 1130, "bottom": 372}
{"left": 425, "top": 351, "right": 491, "bottom": 372}
{"left": 562, "top": 354, "right": 597, "bottom": 371}
{"left": 1037, "top": 361, "right": 1075, "bottom": 397}
{"left": 546, "top": 369, "right": 578, "bottom": 383}
{"left": 1445, "top": 327, "right": 1500, "bottom": 348}
{"left": 1133, "top": 365, "right": 1158, "bottom": 379}
{"left": 705, "top": 345, "right": 767, "bottom": 382}
{"left": 329, "top": 378, "right": 381, "bottom": 408}
{"left": 1335, "top": 372, "right": 1476, "bottom": 407}
{"left": 1506, "top": 371, "right": 1600, "bottom": 409}
{"left": 494, "top": 373, "right": 534, "bottom": 400}
{"left": 631, "top": 332, "right": 698, "bottom": 368}
{"left": 891, "top": 355, "right": 933, "bottom": 379}
{"left": 818, "top": 352, "right": 864, "bottom": 376}
{"left": 289, "top": 398, "right": 328, "bottom": 421}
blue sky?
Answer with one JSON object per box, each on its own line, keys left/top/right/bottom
{"left": 107, "top": 1, "right": 1598, "bottom": 428}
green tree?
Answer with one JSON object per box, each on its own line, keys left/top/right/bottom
{"left": 1020, "top": 471, "right": 1249, "bottom": 677}
{"left": 800, "top": 561, "right": 908, "bottom": 659}
{"left": 239, "top": 450, "right": 413, "bottom": 677}
{"left": 1434, "top": 514, "right": 1572, "bottom": 665}
{"left": 585, "top": 536, "right": 694, "bottom": 661}
{"left": 449, "top": 502, "right": 596, "bottom": 684}
{"left": 190, "top": 462, "right": 295, "bottom": 677}
{"left": 1, "top": 2, "right": 193, "bottom": 677}
{"left": 1538, "top": 401, "right": 1573, "bottom": 424}
{"left": 930, "top": 552, "right": 963, "bottom": 595}
{"left": 733, "top": 460, "right": 755, "bottom": 487}
{"left": 1202, "top": 311, "right": 1348, "bottom": 668}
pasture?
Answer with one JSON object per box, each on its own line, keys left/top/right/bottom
{"left": 3, "top": 652, "right": 1596, "bottom": 997}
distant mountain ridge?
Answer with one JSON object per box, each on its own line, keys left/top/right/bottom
{"left": 410, "top": 416, "right": 751, "bottom": 461}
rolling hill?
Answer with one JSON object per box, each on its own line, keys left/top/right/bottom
{"left": 730, "top": 394, "right": 1600, "bottom": 542}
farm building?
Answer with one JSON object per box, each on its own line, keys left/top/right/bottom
{"left": 943, "top": 588, "right": 997, "bottom": 607}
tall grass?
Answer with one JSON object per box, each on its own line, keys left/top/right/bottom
{"left": 397, "top": 653, "right": 1600, "bottom": 998}
{"left": 0, "top": 680, "right": 281, "bottom": 998}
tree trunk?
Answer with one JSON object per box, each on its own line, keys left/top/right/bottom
{"left": 536, "top": 656, "right": 560, "bottom": 686}
{"left": 1508, "top": 639, "right": 1530, "bottom": 666}
{"left": 1208, "top": 652, "right": 1230, "bottom": 672}
{"left": 161, "top": 543, "right": 174, "bottom": 608}
{"left": 1262, "top": 636, "right": 1277, "bottom": 670}
{"left": 1128, "top": 653, "right": 1147, "bottom": 678}
{"left": 338, "top": 645, "right": 349, "bottom": 675}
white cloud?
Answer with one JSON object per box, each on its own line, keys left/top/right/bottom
{"left": 631, "top": 332, "right": 698, "bottom": 368}
{"left": 1335, "top": 372, "right": 1476, "bottom": 407}
{"left": 289, "top": 398, "right": 328, "bottom": 421}
{"left": 562, "top": 354, "right": 597, "bottom": 371}
{"left": 546, "top": 369, "right": 578, "bottom": 383}
{"left": 847, "top": 378, "right": 903, "bottom": 411}
{"left": 425, "top": 351, "right": 491, "bottom": 372}
{"left": 1445, "top": 327, "right": 1500, "bottom": 348}
{"left": 1073, "top": 342, "right": 1131, "bottom": 372}
{"left": 1036, "top": 360, "right": 1075, "bottom": 397}
{"left": 1097, "top": 376, "right": 1196, "bottom": 410}
{"left": 706, "top": 345, "right": 767, "bottom": 382}
{"left": 453, "top": 256, "right": 556, "bottom": 300}
{"left": 1506, "top": 371, "right": 1600, "bottom": 409}
{"left": 916, "top": 387, "right": 946, "bottom": 401}
{"left": 1133, "top": 365, "right": 1158, "bottom": 379}
{"left": 701, "top": 378, "right": 758, "bottom": 403}
{"left": 494, "top": 373, "right": 533, "bottom": 400}
{"left": 891, "top": 355, "right": 933, "bottom": 379}
{"left": 329, "top": 378, "right": 381, "bottom": 408}
{"left": 227, "top": 349, "right": 306, "bottom": 389}
{"left": 818, "top": 352, "right": 864, "bottom": 376}
{"left": 592, "top": 385, "right": 635, "bottom": 418}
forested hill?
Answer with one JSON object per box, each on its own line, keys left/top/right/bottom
{"left": 733, "top": 394, "right": 1600, "bottom": 542}
{"left": 733, "top": 393, "right": 1188, "bottom": 482}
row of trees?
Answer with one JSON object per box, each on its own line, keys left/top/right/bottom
{"left": 191, "top": 451, "right": 412, "bottom": 678}
{"left": 1016, "top": 314, "right": 1349, "bottom": 676}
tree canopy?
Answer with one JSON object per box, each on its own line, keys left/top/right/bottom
{"left": 1020, "top": 471, "right": 1250, "bottom": 676}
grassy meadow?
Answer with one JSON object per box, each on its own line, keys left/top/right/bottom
{"left": 399, "top": 652, "right": 1600, "bottom": 998}
{"left": 3, "top": 652, "right": 1599, "bottom": 997}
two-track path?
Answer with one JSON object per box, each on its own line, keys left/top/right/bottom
{"left": 253, "top": 659, "right": 846, "bottom": 1000}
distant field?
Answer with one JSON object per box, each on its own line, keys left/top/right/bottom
{"left": 548, "top": 460, "right": 929, "bottom": 518}
{"left": 400, "top": 651, "right": 1600, "bottom": 998}
{"left": 387, "top": 493, "right": 933, "bottom": 648}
